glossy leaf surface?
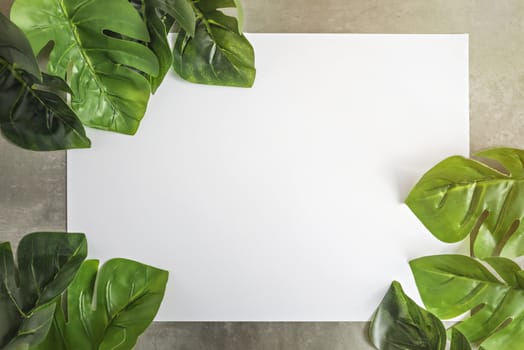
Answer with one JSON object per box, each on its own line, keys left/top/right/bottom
{"left": 36, "top": 259, "right": 168, "bottom": 350}
{"left": 0, "top": 13, "right": 90, "bottom": 150}
{"left": 154, "top": 0, "right": 196, "bottom": 36}
{"left": 0, "top": 232, "right": 87, "bottom": 349}
{"left": 406, "top": 148, "right": 524, "bottom": 258}
{"left": 11, "top": 0, "right": 160, "bottom": 135}
{"left": 173, "top": 0, "right": 255, "bottom": 87}
{"left": 369, "top": 281, "right": 446, "bottom": 350}
{"left": 131, "top": 0, "right": 174, "bottom": 92}
{"left": 411, "top": 254, "right": 524, "bottom": 349}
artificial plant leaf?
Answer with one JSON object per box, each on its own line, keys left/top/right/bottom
{"left": 2, "top": 303, "right": 56, "bottom": 350}
{"left": 173, "top": 0, "right": 255, "bottom": 87}
{"left": 449, "top": 328, "right": 472, "bottom": 350}
{"left": 369, "top": 281, "right": 446, "bottom": 350}
{"left": 0, "top": 12, "right": 40, "bottom": 79}
{"left": 37, "top": 259, "right": 168, "bottom": 350}
{"left": 41, "top": 73, "right": 73, "bottom": 94}
{"left": 196, "top": 0, "right": 244, "bottom": 32}
{"left": 11, "top": 0, "right": 160, "bottom": 135}
{"left": 406, "top": 148, "right": 524, "bottom": 258}
{"left": 154, "top": 0, "right": 196, "bottom": 36}
{"left": 0, "top": 13, "right": 90, "bottom": 151}
{"left": 410, "top": 254, "right": 524, "bottom": 349}
{"left": 0, "top": 232, "right": 87, "bottom": 349}
{"left": 131, "top": 0, "right": 174, "bottom": 92}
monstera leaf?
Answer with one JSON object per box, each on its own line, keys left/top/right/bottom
{"left": 11, "top": 0, "right": 160, "bottom": 135}
{"left": 449, "top": 328, "right": 472, "bottom": 350}
{"left": 0, "top": 232, "right": 87, "bottom": 349}
{"left": 411, "top": 254, "right": 524, "bottom": 350}
{"left": 130, "top": 0, "right": 174, "bottom": 92}
{"left": 369, "top": 281, "right": 447, "bottom": 350}
{"left": 406, "top": 148, "right": 524, "bottom": 258}
{"left": 173, "top": 0, "right": 255, "bottom": 87}
{"left": 153, "top": 0, "right": 196, "bottom": 36}
{"left": 36, "top": 259, "right": 168, "bottom": 350}
{"left": 0, "top": 13, "right": 90, "bottom": 150}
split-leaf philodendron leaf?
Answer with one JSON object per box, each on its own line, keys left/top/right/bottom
{"left": 0, "top": 13, "right": 90, "bottom": 150}
{"left": 406, "top": 148, "right": 524, "bottom": 258}
{"left": 173, "top": 0, "right": 256, "bottom": 87}
{"left": 411, "top": 254, "right": 524, "bottom": 350}
{"left": 369, "top": 281, "right": 447, "bottom": 350}
{"left": 11, "top": 0, "right": 160, "bottom": 135}
{"left": 153, "top": 0, "right": 196, "bottom": 37}
{"left": 450, "top": 328, "right": 472, "bottom": 350}
{"left": 130, "top": 0, "right": 174, "bottom": 92}
{"left": 35, "top": 259, "right": 168, "bottom": 350}
{"left": 0, "top": 232, "right": 87, "bottom": 349}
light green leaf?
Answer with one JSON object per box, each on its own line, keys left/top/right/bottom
{"left": 0, "top": 13, "right": 90, "bottom": 150}
{"left": 406, "top": 148, "right": 524, "bottom": 258}
{"left": 410, "top": 254, "right": 524, "bottom": 350}
{"left": 11, "top": 0, "right": 160, "bottom": 135}
{"left": 36, "top": 259, "right": 168, "bottom": 350}
{"left": 369, "top": 281, "right": 446, "bottom": 350}
{"left": 0, "top": 232, "right": 87, "bottom": 349}
{"left": 173, "top": 0, "right": 255, "bottom": 87}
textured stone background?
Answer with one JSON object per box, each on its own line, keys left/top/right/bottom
{"left": 1, "top": 0, "right": 523, "bottom": 349}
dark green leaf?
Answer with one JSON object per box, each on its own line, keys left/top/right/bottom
{"left": 0, "top": 13, "right": 90, "bottom": 151}
{"left": 197, "top": 0, "right": 244, "bottom": 32}
{"left": 154, "top": 0, "right": 196, "bottom": 36}
{"left": 369, "top": 281, "right": 446, "bottom": 350}
{"left": 406, "top": 148, "right": 524, "bottom": 258}
{"left": 131, "top": 0, "right": 174, "bottom": 92}
{"left": 0, "top": 12, "right": 40, "bottom": 79}
{"left": 11, "top": 0, "right": 160, "bottom": 135}
{"left": 0, "top": 232, "right": 87, "bottom": 349}
{"left": 410, "top": 254, "right": 524, "bottom": 349}
{"left": 37, "top": 259, "right": 168, "bottom": 350}
{"left": 173, "top": 0, "right": 255, "bottom": 87}
{"left": 449, "top": 328, "right": 472, "bottom": 350}
{"left": 3, "top": 303, "right": 56, "bottom": 350}
{"left": 41, "top": 73, "right": 73, "bottom": 94}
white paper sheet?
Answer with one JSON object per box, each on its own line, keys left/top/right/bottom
{"left": 67, "top": 34, "right": 469, "bottom": 321}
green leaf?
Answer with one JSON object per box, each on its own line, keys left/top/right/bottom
{"left": 0, "top": 13, "right": 90, "bottom": 151}
{"left": 369, "top": 281, "right": 446, "bottom": 350}
{"left": 36, "top": 259, "right": 168, "bottom": 350}
{"left": 449, "top": 328, "right": 472, "bottom": 350}
{"left": 196, "top": 0, "right": 245, "bottom": 32}
{"left": 406, "top": 148, "right": 524, "bottom": 258}
{"left": 11, "top": 0, "right": 160, "bottom": 135}
{"left": 0, "top": 232, "right": 87, "bottom": 349}
{"left": 173, "top": 0, "right": 255, "bottom": 87}
{"left": 410, "top": 254, "right": 524, "bottom": 350}
{"left": 131, "top": 0, "right": 174, "bottom": 92}
{"left": 0, "top": 12, "right": 40, "bottom": 79}
{"left": 154, "top": 0, "right": 196, "bottom": 36}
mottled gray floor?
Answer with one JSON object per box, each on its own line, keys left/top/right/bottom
{"left": 1, "top": 0, "right": 524, "bottom": 349}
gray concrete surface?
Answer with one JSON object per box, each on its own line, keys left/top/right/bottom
{"left": 1, "top": 0, "right": 524, "bottom": 349}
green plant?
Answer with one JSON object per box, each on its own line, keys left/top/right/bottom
{"left": 0, "top": 232, "right": 86, "bottom": 349}
{"left": 0, "top": 232, "right": 168, "bottom": 350}
{"left": 0, "top": 0, "right": 255, "bottom": 150}
{"left": 0, "top": 13, "right": 90, "bottom": 150}
{"left": 369, "top": 281, "right": 470, "bottom": 350}
{"left": 406, "top": 148, "right": 524, "bottom": 258}
{"left": 369, "top": 148, "right": 524, "bottom": 350}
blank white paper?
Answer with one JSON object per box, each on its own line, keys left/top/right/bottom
{"left": 67, "top": 34, "right": 469, "bottom": 321}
